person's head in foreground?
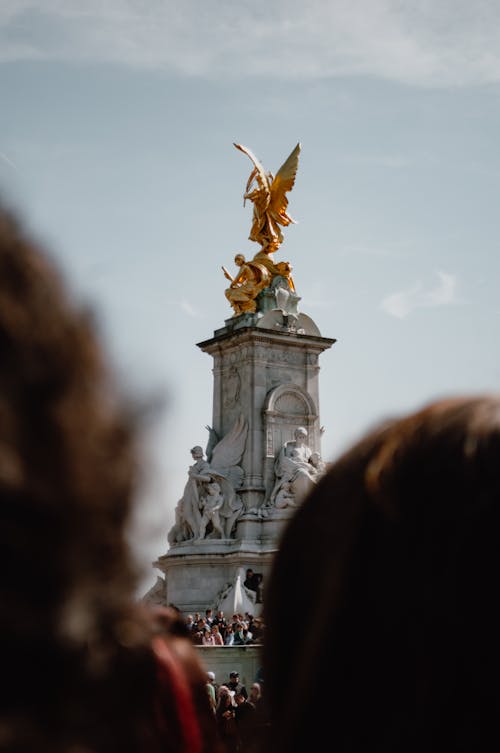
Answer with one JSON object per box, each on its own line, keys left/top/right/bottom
{"left": 264, "top": 396, "right": 500, "bottom": 753}
{"left": 0, "top": 206, "right": 220, "bottom": 753}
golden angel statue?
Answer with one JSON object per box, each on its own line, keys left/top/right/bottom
{"left": 222, "top": 143, "right": 300, "bottom": 317}
{"left": 234, "top": 142, "right": 301, "bottom": 256}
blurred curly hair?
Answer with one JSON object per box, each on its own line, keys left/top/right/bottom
{"left": 0, "top": 207, "right": 220, "bottom": 753}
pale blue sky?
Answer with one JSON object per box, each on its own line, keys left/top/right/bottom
{"left": 1, "top": 1, "right": 500, "bottom": 590}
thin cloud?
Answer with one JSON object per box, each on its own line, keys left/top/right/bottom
{"left": 180, "top": 299, "right": 197, "bottom": 317}
{"left": 381, "top": 271, "right": 459, "bottom": 319}
{"left": 1, "top": 1, "right": 500, "bottom": 87}
{"left": 0, "top": 151, "right": 18, "bottom": 171}
{"left": 164, "top": 299, "right": 198, "bottom": 316}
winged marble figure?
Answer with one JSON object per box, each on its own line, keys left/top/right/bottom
{"left": 234, "top": 142, "right": 301, "bottom": 254}
{"left": 206, "top": 413, "right": 248, "bottom": 489}
{"left": 205, "top": 415, "right": 248, "bottom": 537}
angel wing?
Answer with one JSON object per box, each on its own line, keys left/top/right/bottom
{"left": 234, "top": 143, "right": 272, "bottom": 204}
{"left": 210, "top": 414, "right": 248, "bottom": 471}
{"left": 269, "top": 142, "right": 301, "bottom": 225}
{"left": 205, "top": 425, "right": 219, "bottom": 463}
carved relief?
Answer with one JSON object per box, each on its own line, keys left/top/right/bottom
{"left": 223, "top": 366, "right": 241, "bottom": 408}
{"left": 274, "top": 393, "right": 306, "bottom": 416}
{"left": 268, "top": 373, "right": 292, "bottom": 392}
{"left": 255, "top": 347, "right": 306, "bottom": 367}
{"left": 266, "top": 428, "right": 273, "bottom": 456}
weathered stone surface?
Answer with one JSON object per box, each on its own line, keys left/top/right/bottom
{"left": 195, "top": 645, "right": 263, "bottom": 693}
{"left": 153, "top": 307, "right": 335, "bottom": 613}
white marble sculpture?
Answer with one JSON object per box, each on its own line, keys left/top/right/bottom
{"left": 168, "top": 445, "right": 211, "bottom": 544}
{"left": 269, "top": 427, "right": 326, "bottom": 508}
{"left": 204, "top": 415, "right": 248, "bottom": 537}
{"left": 205, "top": 414, "right": 248, "bottom": 489}
{"left": 274, "top": 480, "right": 297, "bottom": 509}
{"left": 198, "top": 481, "right": 225, "bottom": 539}
{"left": 168, "top": 418, "right": 248, "bottom": 544}
{"left": 216, "top": 567, "right": 260, "bottom": 616}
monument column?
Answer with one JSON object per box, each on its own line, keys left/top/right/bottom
{"left": 198, "top": 316, "right": 335, "bottom": 515}
{"left": 151, "top": 141, "right": 336, "bottom": 614}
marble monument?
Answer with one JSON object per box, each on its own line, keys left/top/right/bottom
{"left": 151, "top": 143, "right": 336, "bottom": 615}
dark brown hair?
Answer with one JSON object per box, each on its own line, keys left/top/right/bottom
{"left": 0, "top": 207, "right": 219, "bottom": 753}
{"left": 264, "top": 396, "right": 500, "bottom": 753}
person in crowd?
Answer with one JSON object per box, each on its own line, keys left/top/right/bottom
{"left": 212, "top": 610, "right": 228, "bottom": 639}
{"left": 244, "top": 570, "right": 264, "bottom": 603}
{"left": 248, "top": 681, "right": 267, "bottom": 752}
{"left": 0, "top": 205, "right": 222, "bottom": 753}
{"left": 233, "top": 623, "right": 247, "bottom": 645}
{"left": 215, "top": 686, "right": 239, "bottom": 753}
{"left": 244, "top": 569, "right": 256, "bottom": 590}
{"left": 243, "top": 570, "right": 262, "bottom": 597}
{"left": 224, "top": 625, "right": 235, "bottom": 646}
{"left": 263, "top": 395, "right": 500, "bottom": 753}
{"left": 206, "top": 672, "right": 217, "bottom": 714}
{"left": 192, "top": 627, "right": 204, "bottom": 645}
{"left": 234, "top": 691, "right": 257, "bottom": 753}
{"left": 224, "top": 671, "right": 248, "bottom": 700}
{"left": 230, "top": 613, "right": 239, "bottom": 631}
{"left": 193, "top": 616, "right": 208, "bottom": 643}
{"left": 248, "top": 683, "right": 262, "bottom": 710}
{"left": 250, "top": 618, "right": 264, "bottom": 643}
{"left": 202, "top": 627, "right": 215, "bottom": 646}
{"left": 242, "top": 627, "right": 253, "bottom": 644}
{"left": 207, "top": 671, "right": 218, "bottom": 694}
{"left": 243, "top": 613, "right": 254, "bottom": 633}
{"left": 254, "top": 667, "right": 264, "bottom": 688}
{"left": 211, "top": 624, "right": 224, "bottom": 646}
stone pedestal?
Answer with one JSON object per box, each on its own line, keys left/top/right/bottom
{"left": 154, "top": 544, "right": 274, "bottom": 616}
{"left": 198, "top": 310, "right": 335, "bottom": 513}
{"left": 153, "top": 305, "right": 335, "bottom": 614}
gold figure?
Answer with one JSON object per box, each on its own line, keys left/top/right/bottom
{"left": 251, "top": 252, "right": 296, "bottom": 293}
{"left": 234, "top": 142, "right": 301, "bottom": 254}
{"left": 223, "top": 254, "right": 270, "bottom": 316}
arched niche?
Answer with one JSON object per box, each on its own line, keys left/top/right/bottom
{"left": 262, "top": 384, "right": 319, "bottom": 502}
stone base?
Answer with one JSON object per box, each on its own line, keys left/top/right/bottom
{"left": 154, "top": 546, "right": 275, "bottom": 616}
{"left": 235, "top": 514, "right": 262, "bottom": 541}
{"left": 158, "top": 308, "right": 335, "bottom": 618}
{"left": 260, "top": 508, "right": 294, "bottom": 545}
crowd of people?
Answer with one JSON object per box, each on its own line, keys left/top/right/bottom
{"left": 184, "top": 610, "right": 264, "bottom": 646}
{"left": 205, "top": 670, "right": 265, "bottom": 753}
{"left": 3, "top": 199, "right": 500, "bottom": 753}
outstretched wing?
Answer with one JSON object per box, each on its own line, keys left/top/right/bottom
{"left": 234, "top": 143, "right": 272, "bottom": 197}
{"left": 269, "top": 142, "right": 301, "bottom": 222}
{"left": 205, "top": 426, "right": 219, "bottom": 463}
{"left": 210, "top": 414, "right": 248, "bottom": 470}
